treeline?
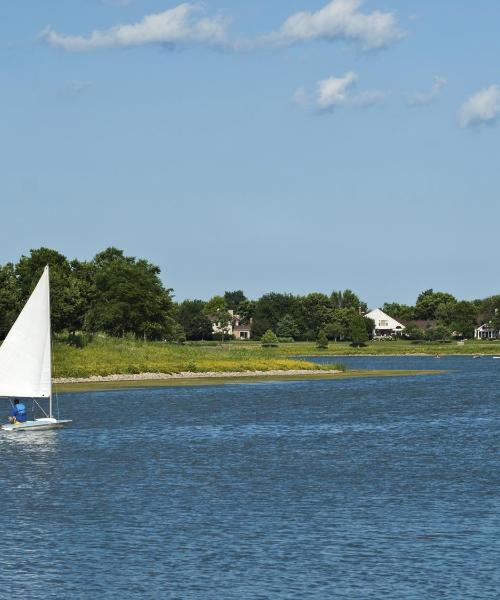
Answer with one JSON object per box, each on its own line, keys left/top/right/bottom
{"left": 383, "top": 290, "right": 500, "bottom": 339}
{"left": 1, "top": 248, "right": 499, "bottom": 343}
{"left": 0, "top": 247, "right": 179, "bottom": 341}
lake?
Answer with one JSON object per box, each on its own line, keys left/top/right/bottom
{"left": 0, "top": 356, "right": 499, "bottom": 599}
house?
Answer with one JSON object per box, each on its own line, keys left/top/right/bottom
{"left": 365, "top": 308, "right": 405, "bottom": 337}
{"left": 474, "top": 323, "right": 499, "bottom": 339}
{"left": 211, "top": 310, "right": 252, "bottom": 340}
{"left": 233, "top": 315, "right": 252, "bottom": 340}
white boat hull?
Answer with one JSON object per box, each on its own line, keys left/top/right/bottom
{"left": 1, "top": 418, "right": 72, "bottom": 432}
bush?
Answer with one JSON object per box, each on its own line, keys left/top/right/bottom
{"left": 316, "top": 330, "right": 329, "bottom": 349}
{"left": 278, "top": 337, "right": 295, "bottom": 343}
{"left": 261, "top": 330, "right": 279, "bottom": 347}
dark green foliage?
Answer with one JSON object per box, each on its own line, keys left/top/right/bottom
{"left": 316, "top": 330, "right": 329, "bottom": 349}
{"left": 331, "top": 289, "right": 367, "bottom": 312}
{"left": 261, "top": 330, "right": 279, "bottom": 347}
{"left": 0, "top": 263, "right": 20, "bottom": 338}
{"left": 350, "top": 315, "right": 369, "bottom": 347}
{"left": 415, "top": 289, "right": 457, "bottom": 320}
{"left": 252, "top": 293, "right": 299, "bottom": 338}
{"left": 425, "top": 325, "right": 452, "bottom": 342}
{"left": 176, "top": 300, "right": 213, "bottom": 341}
{"left": 223, "top": 290, "right": 247, "bottom": 311}
{"left": 203, "top": 296, "right": 232, "bottom": 342}
{"left": 276, "top": 314, "right": 300, "bottom": 340}
{"left": 84, "top": 248, "right": 174, "bottom": 340}
{"left": 382, "top": 302, "right": 415, "bottom": 321}
{"left": 404, "top": 324, "right": 425, "bottom": 340}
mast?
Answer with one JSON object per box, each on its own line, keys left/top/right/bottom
{"left": 47, "top": 266, "right": 53, "bottom": 418}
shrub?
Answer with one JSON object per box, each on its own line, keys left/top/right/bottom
{"left": 316, "top": 330, "right": 329, "bottom": 349}
{"left": 261, "top": 330, "right": 279, "bottom": 347}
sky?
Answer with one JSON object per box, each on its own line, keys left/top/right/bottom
{"left": 1, "top": 0, "right": 499, "bottom": 307}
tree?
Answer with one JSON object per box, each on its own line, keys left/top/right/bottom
{"left": 437, "top": 300, "right": 478, "bottom": 338}
{"left": 252, "top": 293, "right": 299, "bottom": 339}
{"left": 85, "top": 248, "right": 175, "bottom": 340}
{"left": 316, "top": 329, "right": 329, "bottom": 349}
{"left": 224, "top": 290, "right": 247, "bottom": 312}
{"left": 16, "top": 248, "right": 75, "bottom": 333}
{"left": 382, "top": 302, "right": 415, "bottom": 322}
{"left": 349, "top": 315, "right": 369, "bottom": 347}
{"left": 238, "top": 300, "right": 256, "bottom": 325}
{"left": 415, "top": 289, "right": 456, "bottom": 320}
{"left": 298, "top": 293, "right": 333, "bottom": 337}
{"left": 176, "top": 300, "right": 213, "bottom": 341}
{"left": 0, "top": 263, "right": 20, "bottom": 339}
{"left": 331, "top": 289, "right": 367, "bottom": 312}
{"left": 203, "top": 296, "right": 232, "bottom": 342}
{"left": 404, "top": 324, "right": 425, "bottom": 340}
{"left": 425, "top": 325, "right": 452, "bottom": 342}
{"left": 261, "top": 329, "right": 279, "bottom": 347}
{"left": 277, "top": 314, "right": 300, "bottom": 340}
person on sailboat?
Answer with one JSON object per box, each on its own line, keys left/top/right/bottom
{"left": 9, "top": 399, "right": 27, "bottom": 424}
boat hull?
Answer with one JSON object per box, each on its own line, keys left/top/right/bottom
{"left": 1, "top": 418, "right": 72, "bottom": 432}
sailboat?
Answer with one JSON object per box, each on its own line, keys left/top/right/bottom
{"left": 0, "top": 266, "right": 71, "bottom": 432}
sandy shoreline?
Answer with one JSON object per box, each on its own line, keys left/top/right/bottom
{"left": 54, "top": 369, "right": 342, "bottom": 385}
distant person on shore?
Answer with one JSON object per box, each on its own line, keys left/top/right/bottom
{"left": 9, "top": 399, "right": 27, "bottom": 424}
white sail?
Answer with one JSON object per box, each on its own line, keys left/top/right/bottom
{"left": 0, "top": 266, "right": 51, "bottom": 399}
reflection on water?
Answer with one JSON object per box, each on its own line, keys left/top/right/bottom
{"left": 0, "top": 356, "right": 499, "bottom": 599}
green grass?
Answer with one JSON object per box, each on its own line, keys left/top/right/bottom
{"left": 242, "top": 339, "right": 500, "bottom": 357}
{"left": 53, "top": 336, "right": 344, "bottom": 378}
{"left": 53, "top": 335, "right": 495, "bottom": 379}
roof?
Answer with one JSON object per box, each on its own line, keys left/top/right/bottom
{"left": 365, "top": 308, "right": 405, "bottom": 329}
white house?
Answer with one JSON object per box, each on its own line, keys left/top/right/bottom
{"left": 365, "top": 308, "right": 405, "bottom": 337}
{"left": 474, "top": 323, "right": 499, "bottom": 339}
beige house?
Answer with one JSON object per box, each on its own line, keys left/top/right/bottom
{"left": 211, "top": 310, "right": 252, "bottom": 340}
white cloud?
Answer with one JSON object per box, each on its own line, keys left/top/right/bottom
{"left": 408, "top": 76, "right": 447, "bottom": 106}
{"left": 458, "top": 85, "right": 500, "bottom": 128}
{"left": 317, "top": 72, "right": 358, "bottom": 110}
{"left": 269, "top": 0, "right": 403, "bottom": 50}
{"left": 41, "top": 3, "right": 229, "bottom": 51}
{"left": 294, "top": 72, "right": 386, "bottom": 114}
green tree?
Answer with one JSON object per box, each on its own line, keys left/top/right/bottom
{"left": 349, "top": 315, "right": 369, "bottom": 347}
{"left": 298, "top": 293, "right": 333, "bottom": 337}
{"left": 238, "top": 300, "right": 256, "bottom": 325}
{"left": 415, "top": 289, "right": 456, "bottom": 320}
{"left": 404, "top": 323, "right": 425, "bottom": 340}
{"left": 425, "top": 325, "right": 452, "bottom": 342}
{"left": 85, "top": 248, "right": 175, "bottom": 340}
{"left": 203, "top": 296, "right": 232, "bottom": 342}
{"left": 316, "top": 329, "right": 329, "bottom": 349}
{"left": 331, "top": 289, "right": 367, "bottom": 312}
{"left": 382, "top": 302, "right": 415, "bottom": 321}
{"left": 252, "top": 293, "right": 299, "bottom": 339}
{"left": 261, "top": 329, "right": 279, "bottom": 347}
{"left": 16, "top": 248, "right": 76, "bottom": 333}
{"left": 0, "top": 263, "right": 20, "bottom": 339}
{"left": 276, "top": 314, "right": 300, "bottom": 340}
{"left": 224, "top": 290, "right": 247, "bottom": 312}
{"left": 176, "top": 300, "right": 213, "bottom": 341}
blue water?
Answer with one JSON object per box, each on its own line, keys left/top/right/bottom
{"left": 0, "top": 356, "right": 499, "bottom": 599}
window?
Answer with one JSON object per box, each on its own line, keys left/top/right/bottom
{"left": 379, "top": 320, "right": 389, "bottom": 327}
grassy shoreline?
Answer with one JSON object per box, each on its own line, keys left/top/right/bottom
{"left": 51, "top": 336, "right": 495, "bottom": 381}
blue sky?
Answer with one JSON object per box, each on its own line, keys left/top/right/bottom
{"left": 1, "top": 1, "right": 499, "bottom": 307}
